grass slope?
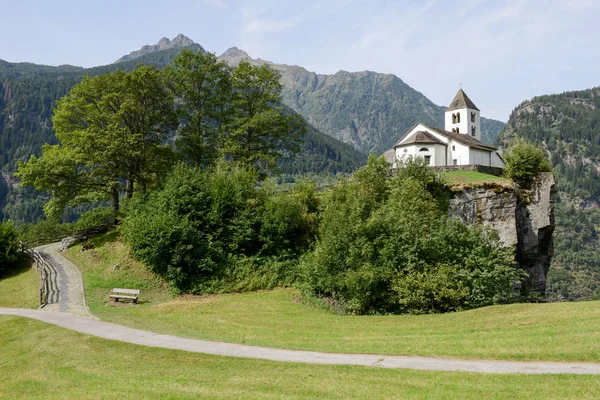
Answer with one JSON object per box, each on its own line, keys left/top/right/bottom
{"left": 64, "top": 233, "right": 600, "bottom": 363}
{"left": 0, "top": 263, "right": 39, "bottom": 308}
{"left": 2, "top": 316, "right": 599, "bottom": 399}
{"left": 441, "top": 171, "right": 511, "bottom": 186}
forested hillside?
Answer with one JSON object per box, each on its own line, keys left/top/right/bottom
{"left": 498, "top": 88, "right": 600, "bottom": 301}
{"left": 0, "top": 46, "right": 365, "bottom": 223}
{"left": 219, "top": 48, "right": 505, "bottom": 154}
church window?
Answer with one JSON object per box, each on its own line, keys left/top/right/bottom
{"left": 424, "top": 155, "right": 431, "bottom": 165}
{"left": 471, "top": 112, "right": 476, "bottom": 122}
{"left": 471, "top": 126, "right": 476, "bottom": 136}
{"left": 457, "top": 113, "right": 461, "bottom": 123}
{"left": 453, "top": 159, "right": 458, "bottom": 165}
{"left": 452, "top": 145, "right": 455, "bottom": 151}
{"left": 419, "top": 147, "right": 429, "bottom": 152}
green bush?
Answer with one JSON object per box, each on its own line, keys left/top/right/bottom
{"left": 503, "top": 139, "right": 552, "bottom": 187}
{"left": 0, "top": 222, "right": 21, "bottom": 274}
{"left": 122, "top": 162, "right": 317, "bottom": 292}
{"left": 16, "top": 220, "right": 76, "bottom": 247}
{"left": 75, "top": 207, "right": 114, "bottom": 230}
{"left": 299, "top": 157, "right": 521, "bottom": 314}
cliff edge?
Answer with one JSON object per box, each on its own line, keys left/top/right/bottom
{"left": 448, "top": 172, "right": 555, "bottom": 295}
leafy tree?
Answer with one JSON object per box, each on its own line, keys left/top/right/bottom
{"left": 0, "top": 221, "right": 21, "bottom": 274}
{"left": 299, "top": 158, "right": 519, "bottom": 314}
{"left": 165, "top": 50, "right": 232, "bottom": 166}
{"left": 17, "top": 66, "right": 177, "bottom": 219}
{"left": 224, "top": 61, "right": 306, "bottom": 173}
{"left": 503, "top": 139, "right": 552, "bottom": 187}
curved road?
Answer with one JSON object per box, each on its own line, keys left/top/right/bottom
{"left": 4, "top": 243, "right": 600, "bottom": 375}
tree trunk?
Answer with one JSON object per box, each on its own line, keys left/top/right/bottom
{"left": 126, "top": 179, "right": 134, "bottom": 199}
{"left": 112, "top": 187, "right": 120, "bottom": 225}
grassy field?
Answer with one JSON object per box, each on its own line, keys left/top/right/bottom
{"left": 63, "top": 233, "right": 600, "bottom": 363}
{"left": 440, "top": 171, "right": 511, "bottom": 187}
{"left": 2, "top": 316, "right": 599, "bottom": 399}
{"left": 0, "top": 263, "right": 39, "bottom": 308}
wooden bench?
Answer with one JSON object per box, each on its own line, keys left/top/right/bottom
{"left": 109, "top": 288, "right": 140, "bottom": 304}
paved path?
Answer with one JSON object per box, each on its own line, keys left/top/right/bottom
{"left": 9, "top": 242, "right": 600, "bottom": 375}
{"left": 34, "top": 243, "right": 91, "bottom": 317}
{"left": 2, "top": 307, "right": 600, "bottom": 375}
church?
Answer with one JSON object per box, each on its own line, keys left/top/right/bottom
{"left": 385, "top": 89, "right": 505, "bottom": 168}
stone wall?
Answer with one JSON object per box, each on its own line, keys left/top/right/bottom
{"left": 428, "top": 164, "right": 504, "bottom": 177}
{"left": 448, "top": 172, "right": 555, "bottom": 295}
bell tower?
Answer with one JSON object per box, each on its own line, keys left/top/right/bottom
{"left": 444, "top": 89, "right": 481, "bottom": 141}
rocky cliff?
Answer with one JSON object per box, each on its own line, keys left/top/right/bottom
{"left": 448, "top": 172, "right": 555, "bottom": 295}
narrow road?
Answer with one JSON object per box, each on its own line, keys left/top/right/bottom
{"left": 34, "top": 243, "right": 91, "bottom": 317}
{"left": 8, "top": 242, "right": 600, "bottom": 375}
{"left": 2, "top": 307, "right": 600, "bottom": 375}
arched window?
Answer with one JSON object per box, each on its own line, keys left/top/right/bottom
{"left": 452, "top": 113, "right": 456, "bottom": 124}
{"left": 419, "top": 147, "right": 429, "bottom": 152}
{"left": 471, "top": 112, "right": 476, "bottom": 122}
{"left": 457, "top": 112, "right": 461, "bottom": 123}
{"left": 471, "top": 126, "right": 476, "bottom": 136}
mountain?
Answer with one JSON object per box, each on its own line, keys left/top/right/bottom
{"left": 114, "top": 34, "right": 205, "bottom": 63}
{"left": 497, "top": 87, "right": 600, "bottom": 301}
{"left": 0, "top": 46, "right": 366, "bottom": 222}
{"left": 218, "top": 48, "right": 505, "bottom": 154}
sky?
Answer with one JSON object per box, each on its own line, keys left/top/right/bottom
{"left": 2, "top": 0, "right": 599, "bottom": 121}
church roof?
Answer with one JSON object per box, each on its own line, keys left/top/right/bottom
{"left": 383, "top": 149, "right": 396, "bottom": 164}
{"left": 424, "top": 125, "right": 497, "bottom": 151}
{"left": 394, "top": 123, "right": 497, "bottom": 152}
{"left": 399, "top": 130, "right": 445, "bottom": 145}
{"left": 447, "top": 89, "right": 479, "bottom": 111}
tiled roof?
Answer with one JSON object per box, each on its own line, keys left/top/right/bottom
{"left": 383, "top": 149, "right": 396, "bottom": 163}
{"left": 398, "top": 130, "right": 445, "bottom": 146}
{"left": 447, "top": 89, "right": 479, "bottom": 111}
{"left": 423, "top": 124, "right": 497, "bottom": 152}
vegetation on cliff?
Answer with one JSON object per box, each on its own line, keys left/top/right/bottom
{"left": 498, "top": 87, "right": 600, "bottom": 300}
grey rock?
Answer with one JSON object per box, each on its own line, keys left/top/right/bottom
{"left": 448, "top": 173, "right": 555, "bottom": 295}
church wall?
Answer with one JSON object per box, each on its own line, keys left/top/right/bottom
{"left": 449, "top": 141, "right": 470, "bottom": 165}
{"left": 491, "top": 152, "right": 506, "bottom": 168}
{"left": 469, "top": 148, "right": 491, "bottom": 166}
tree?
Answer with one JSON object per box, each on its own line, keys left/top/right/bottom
{"left": 165, "top": 50, "right": 233, "bottom": 166}
{"left": 503, "top": 139, "right": 552, "bottom": 187}
{"left": 17, "top": 66, "right": 177, "bottom": 219}
{"left": 224, "top": 61, "right": 306, "bottom": 174}
{"left": 0, "top": 221, "right": 20, "bottom": 274}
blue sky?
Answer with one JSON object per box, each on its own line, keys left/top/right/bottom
{"left": 2, "top": 0, "right": 599, "bottom": 121}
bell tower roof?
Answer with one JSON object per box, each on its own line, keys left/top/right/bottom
{"left": 447, "top": 89, "right": 479, "bottom": 111}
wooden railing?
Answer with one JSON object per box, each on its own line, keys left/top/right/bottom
{"left": 20, "top": 224, "right": 113, "bottom": 307}
{"left": 25, "top": 248, "right": 57, "bottom": 307}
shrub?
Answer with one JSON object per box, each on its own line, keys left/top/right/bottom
{"left": 122, "top": 162, "right": 317, "bottom": 292}
{"left": 503, "top": 139, "right": 552, "bottom": 187}
{"left": 75, "top": 207, "right": 114, "bottom": 230}
{"left": 299, "top": 159, "right": 521, "bottom": 314}
{"left": 0, "top": 222, "right": 21, "bottom": 274}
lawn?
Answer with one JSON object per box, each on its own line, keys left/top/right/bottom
{"left": 1, "top": 316, "right": 599, "bottom": 399}
{"left": 63, "top": 233, "right": 600, "bottom": 363}
{"left": 0, "top": 262, "right": 39, "bottom": 308}
{"left": 440, "top": 171, "right": 511, "bottom": 187}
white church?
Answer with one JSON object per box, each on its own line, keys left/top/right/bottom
{"left": 385, "top": 89, "right": 505, "bottom": 168}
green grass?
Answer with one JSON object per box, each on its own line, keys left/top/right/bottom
{"left": 440, "top": 171, "right": 511, "bottom": 186}
{"left": 0, "top": 262, "right": 39, "bottom": 308}
{"left": 1, "top": 316, "right": 599, "bottom": 399}
{"left": 63, "top": 233, "right": 600, "bottom": 363}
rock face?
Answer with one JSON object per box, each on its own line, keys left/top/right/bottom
{"left": 114, "top": 34, "right": 205, "bottom": 64}
{"left": 448, "top": 172, "right": 555, "bottom": 295}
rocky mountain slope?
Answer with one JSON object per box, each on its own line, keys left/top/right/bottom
{"left": 497, "top": 88, "right": 600, "bottom": 300}
{"left": 114, "top": 34, "right": 205, "bottom": 63}
{"left": 218, "top": 47, "right": 505, "bottom": 154}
